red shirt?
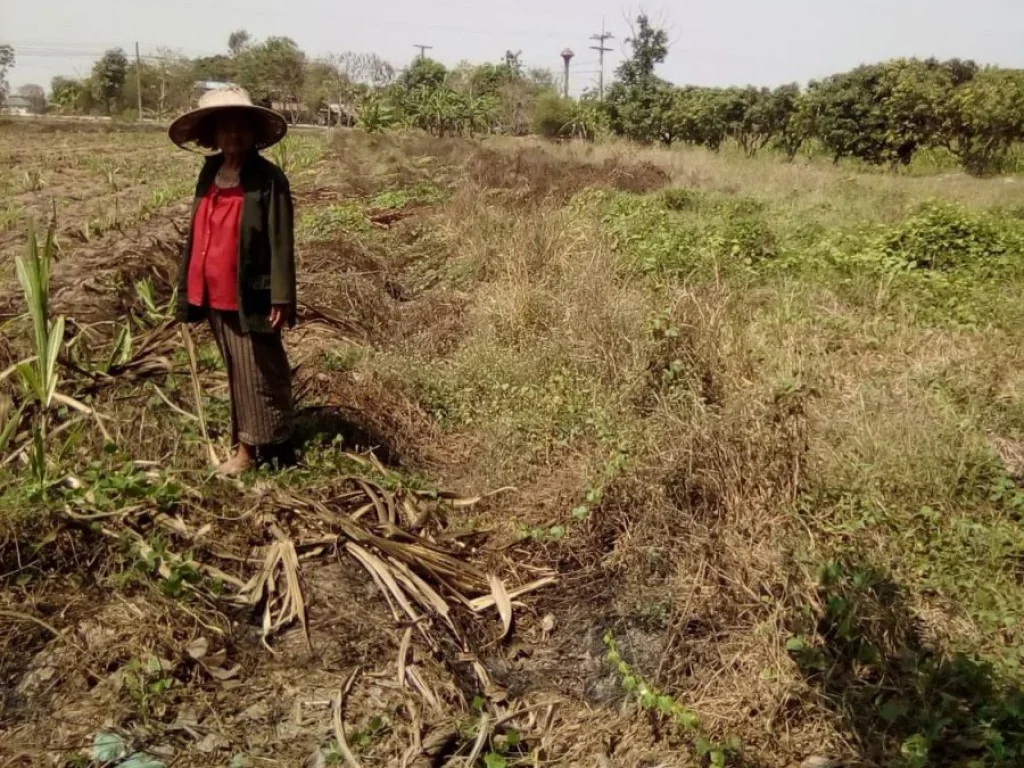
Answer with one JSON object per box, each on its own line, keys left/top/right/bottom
{"left": 187, "top": 184, "right": 244, "bottom": 311}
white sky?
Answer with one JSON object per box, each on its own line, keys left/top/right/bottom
{"left": 4, "top": 0, "right": 1024, "bottom": 95}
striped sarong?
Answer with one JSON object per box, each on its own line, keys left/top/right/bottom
{"left": 207, "top": 311, "right": 293, "bottom": 447}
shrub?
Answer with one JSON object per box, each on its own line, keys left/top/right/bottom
{"left": 661, "top": 188, "right": 707, "bottom": 212}
{"left": 882, "top": 201, "right": 1007, "bottom": 270}
{"left": 599, "top": 193, "right": 705, "bottom": 275}
{"left": 531, "top": 92, "right": 574, "bottom": 139}
{"left": 717, "top": 214, "right": 778, "bottom": 263}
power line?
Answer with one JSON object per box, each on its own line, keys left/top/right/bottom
{"left": 413, "top": 44, "right": 434, "bottom": 60}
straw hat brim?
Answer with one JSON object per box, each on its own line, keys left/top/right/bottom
{"left": 168, "top": 104, "right": 288, "bottom": 152}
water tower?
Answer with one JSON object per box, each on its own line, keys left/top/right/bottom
{"left": 560, "top": 48, "right": 575, "bottom": 98}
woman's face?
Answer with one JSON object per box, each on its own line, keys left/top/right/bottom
{"left": 215, "top": 110, "right": 257, "bottom": 154}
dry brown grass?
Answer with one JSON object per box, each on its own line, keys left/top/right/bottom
{"left": 5, "top": 125, "right": 1024, "bottom": 768}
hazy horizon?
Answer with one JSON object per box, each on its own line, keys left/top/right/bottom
{"left": 5, "top": 0, "right": 1024, "bottom": 95}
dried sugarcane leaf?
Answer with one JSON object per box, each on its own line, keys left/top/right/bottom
{"left": 488, "top": 574, "right": 513, "bottom": 639}
{"left": 397, "top": 627, "right": 412, "bottom": 688}
{"left": 151, "top": 384, "right": 198, "bottom": 421}
{"left": 356, "top": 479, "right": 388, "bottom": 525}
{"left": 385, "top": 557, "right": 457, "bottom": 634}
{"left": 405, "top": 665, "right": 442, "bottom": 713}
{"left": 350, "top": 502, "right": 375, "bottom": 522}
{"left": 351, "top": 546, "right": 403, "bottom": 622}
{"left": 232, "top": 539, "right": 309, "bottom": 650}
{"left": 236, "top": 543, "right": 279, "bottom": 606}
{"left": 435, "top": 486, "right": 516, "bottom": 508}
{"left": 279, "top": 538, "right": 311, "bottom": 649}
{"left": 331, "top": 672, "right": 363, "bottom": 768}
{"left": 467, "top": 576, "right": 559, "bottom": 612}
{"left": 464, "top": 712, "right": 491, "bottom": 767}
{"left": 400, "top": 495, "right": 430, "bottom": 529}
{"left": 52, "top": 392, "right": 112, "bottom": 442}
{"left": 383, "top": 489, "right": 397, "bottom": 526}
{"left": 346, "top": 542, "right": 433, "bottom": 648}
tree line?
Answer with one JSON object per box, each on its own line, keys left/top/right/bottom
{"left": 602, "top": 16, "right": 1024, "bottom": 175}
{"left": 5, "top": 16, "right": 1024, "bottom": 174}
{"left": 3, "top": 32, "right": 563, "bottom": 138}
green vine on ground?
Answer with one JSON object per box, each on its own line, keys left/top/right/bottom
{"left": 604, "top": 631, "right": 741, "bottom": 767}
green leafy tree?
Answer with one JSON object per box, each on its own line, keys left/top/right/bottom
{"left": 938, "top": 67, "right": 1024, "bottom": 175}
{"left": 804, "top": 65, "right": 886, "bottom": 164}
{"left": 465, "top": 61, "right": 514, "bottom": 97}
{"left": 301, "top": 58, "right": 341, "bottom": 124}
{"left": 770, "top": 84, "right": 809, "bottom": 159}
{"left": 447, "top": 52, "right": 545, "bottom": 134}
{"left": 17, "top": 84, "right": 46, "bottom": 114}
{"left": 0, "top": 44, "right": 13, "bottom": 105}
{"left": 50, "top": 76, "right": 85, "bottom": 112}
{"left": 727, "top": 86, "right": 805, "bottom": 155}
{"left": 804, "top": 58, "right": 966, "bottom": 168}
{"left": 192, "top": 55, "right": 236, "bottom": 83}
{"left": 122, "top": 60, "right": 165, "bottom": 116}
{"left": 605, "top": 14, "right": 674, "bottom": 144}
{"left": 616, "top": 14, "right": 668, "bottom": 87}
{"left": 671, "top": 87, "right": 732, "bottom": 149}
{"left": 235, "top": 37, "right": 306, "bottom": 120}
{"left": 91, "top": 48, "right": 129, "bottom": 115}
{"left": 874, "top": 58, "right": 957, "bottom": 167}
{"left": 228, "top": 29, "right": 251, "bottom": 56}
{"left": 400, "top": 57, "right": 447, "bottom": 91}
{"left": 151, "top": 48, "right": 196, "bottom": 114}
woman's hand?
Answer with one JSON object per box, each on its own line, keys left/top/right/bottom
{"left": 270, "top": 305, "right": 289, "bottom": 330}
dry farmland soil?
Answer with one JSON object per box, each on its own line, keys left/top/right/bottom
{"left": 5, "top": 119, "right": 1024, "bottom": 768}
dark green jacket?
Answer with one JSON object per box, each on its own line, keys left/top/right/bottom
{"left": 176, "top": 152, "right": 296, "bottom": 334}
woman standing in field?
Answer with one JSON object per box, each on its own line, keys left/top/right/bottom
{"left": 169, "top": 86, "right": 296, "bottom": 475}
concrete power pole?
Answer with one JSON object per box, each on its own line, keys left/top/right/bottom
{"left": 589, "top": 20, "right": 613, "bottom": 100}
{"left": 413, "top": 44, "right": 433, "bottom": 60}
{"left": 560, "top": 49, "right": 574, "bottom": 98}
{"left": 135, "top": 42, "right": 144, "bottom": 121}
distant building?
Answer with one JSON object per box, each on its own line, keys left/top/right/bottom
{"left": 324, "top": 103, "right": 358, "bottom": 127}
{"left": 1, "top": 95, "right": 34, "bottom": 116}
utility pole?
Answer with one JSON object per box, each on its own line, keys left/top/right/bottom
{"left": 134, "top": 42, "right": 144, "bottom": 121}
{"left": 560, "top": 49, "right": 574, "bottom": 99}
{"left": 413, "top": 44, "right": 433, "bottom": 61}
{"left": 158, "top": 54, "right": 166, "bottom": 115}
{"left": 589, "top": 20, "right": 613, "bottom": 100}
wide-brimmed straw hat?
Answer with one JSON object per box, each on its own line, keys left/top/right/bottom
{"left": 168, "top": 85, "right": 287, "bottom": 152}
